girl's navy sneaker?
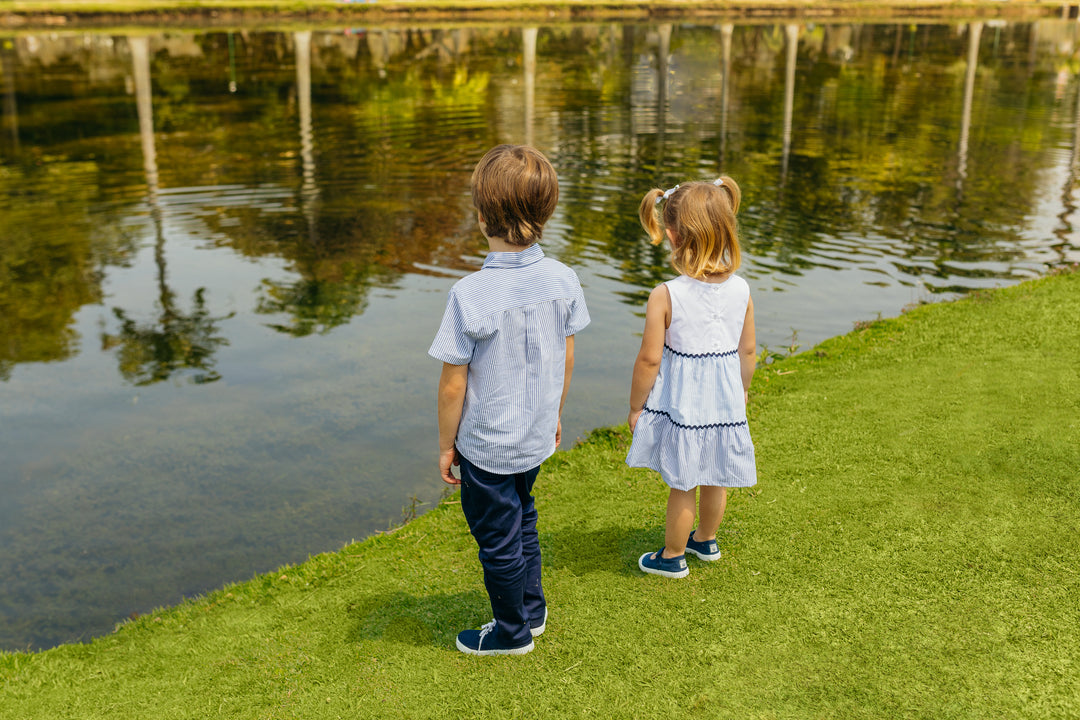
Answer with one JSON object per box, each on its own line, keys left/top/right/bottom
{"left": 455, "top": 620, "right": 534, "bottom": 656}
{"left": 685, "top": 530, "right": 721, "bottom": 561}
{"left": 638, "top": 548, "right": 689, "bottom": 578}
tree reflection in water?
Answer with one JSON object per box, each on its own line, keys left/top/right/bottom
{"left": 100, "top": 36, "right": 231, "bottom": 386}
{"left": 101, "top": 216, "right": 232, "bottom": 385}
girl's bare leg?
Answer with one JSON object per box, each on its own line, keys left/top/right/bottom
{"left": 694, "top": 486, "right": 727, "bottom": 541}
{"left": 661, "top": 488, "right": 697, "bottom": 558}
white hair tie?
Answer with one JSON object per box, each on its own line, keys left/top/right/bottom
{"left": 655, "top": 184, "right": 680, "bottom": 205}
{"left": 714, "top": 178, "right": 724, "bottom": 187}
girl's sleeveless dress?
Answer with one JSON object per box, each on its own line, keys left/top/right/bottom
{"left": 625, "top": 274, "right": 757, "bottom": 491}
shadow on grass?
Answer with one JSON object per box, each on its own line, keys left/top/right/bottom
{"left": 346, "top": 590, "right": 486, "bottom": 647}
{"left": 543, "top": 524, "right": 663, "bottom": 577}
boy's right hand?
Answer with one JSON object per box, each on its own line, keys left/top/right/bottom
{"left": 439, "top": 447, "right": 461, "bottom": 485}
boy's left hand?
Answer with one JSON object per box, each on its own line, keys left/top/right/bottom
{"left": 439, "top": 447, "right": 460, "bottom": 485}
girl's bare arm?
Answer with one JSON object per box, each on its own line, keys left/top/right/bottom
{"left": 628, "top": 285, "right": 671, "bottom": 430}
{"left": 738, "top": 296, "right": 756, "bottom": 403}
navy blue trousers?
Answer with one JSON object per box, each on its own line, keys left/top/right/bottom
{"left": 458, "top": 453, "right": 546, "bottom": 648}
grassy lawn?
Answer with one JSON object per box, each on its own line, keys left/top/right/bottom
{"left": 1, "top": 269, "right": 1078, "bottom": 719}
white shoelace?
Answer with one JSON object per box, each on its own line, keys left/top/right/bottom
{"left": 477, "top": 619, "right": 497, "bottom": 646}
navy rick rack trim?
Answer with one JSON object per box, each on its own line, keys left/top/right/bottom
{"left": 664, "top": 344, "right": 738, "bottom": 359}
{"left": 642, "top": 406, "right": 747, "bottom": 430}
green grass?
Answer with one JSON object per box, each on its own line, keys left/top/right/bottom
{"left": 2, "top": 269, "right": 1078, "bottom": 719}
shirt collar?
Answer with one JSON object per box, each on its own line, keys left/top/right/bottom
{"left": 482, "top": 243, "right": 545, "bottom": 269}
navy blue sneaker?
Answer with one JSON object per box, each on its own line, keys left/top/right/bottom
{"left": 455, "top": 620, "right": 534, "bottom": 656}
{"left": 685, "top": 531, "right": 721, "bottom": 561}
{"left": 638, "top": 548, "right": 689, "bottom": 578}
{"left": 530, "top": 608, "right": 548, "bottom": 638}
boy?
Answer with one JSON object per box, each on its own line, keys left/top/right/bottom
{"left": 428, "top": 145, "right": 590, "bottom": 656}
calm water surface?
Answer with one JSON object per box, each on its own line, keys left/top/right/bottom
{"left": 2, "top": 20, "right": 1078, "bottom": 650}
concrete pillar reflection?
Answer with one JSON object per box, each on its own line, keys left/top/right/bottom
{"left": 130, "top": 36, "right": 159, "bottom": 207}
{"left": 130, "top": 35, "right": 169, "bottom": 307}
{"left": 523, "top": 27, "right": 537, "bottom": 147}
{"left": 958, "top": 22, "right": 983, "bottom": 189}
{"left": 1, "top": 42, "right": 18, "bottom": 153}
{"left": 782, "top": 24, "right": 799, "bottom": 181}
{"left": 295, "top": 31, "right": 318, "bottom": 239}
{"left": 1056, "top": 75, "right": 1080, "bottom": 256}
{"left": 719, "top": 23, "right": 733, "bottom": 169}
{"left": 657, "top": 24, "right": 672, "bottom": 166}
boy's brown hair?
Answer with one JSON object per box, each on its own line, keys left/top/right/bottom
{"left": 471, "top": 144, "right": 559, "bottom": 247}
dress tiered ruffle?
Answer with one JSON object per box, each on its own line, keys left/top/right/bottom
{"left": 626, "top": 344, "right": 757, "bottom": 491}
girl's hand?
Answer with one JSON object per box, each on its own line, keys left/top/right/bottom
{"left": 555, "top": 419, "right": 562, "bottom": 448}
{"left": 628, "top": 409, "right": 642, "bottom": 433}
{"left": 744, "top": 390, "right": 749, "bottom": 406}
{"left": 439, "top": 447, "right": 460, "bottom": 485}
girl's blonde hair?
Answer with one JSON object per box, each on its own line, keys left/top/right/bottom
{"left": 638, "top": 177, "right": 742, "bottom": 279}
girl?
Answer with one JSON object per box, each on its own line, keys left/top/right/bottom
{"left": 626, "top": 177, "right": 757, "bottom": 578}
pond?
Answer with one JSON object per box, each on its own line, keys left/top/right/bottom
{"left": 1, "top": 19, "right": 1078, "bottom": 651}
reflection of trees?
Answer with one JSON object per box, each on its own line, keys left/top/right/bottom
{"left": 103, "top": 293, "right": 230, "bottom": 385}
{"left": 0, "top": 208, "right": 104, "bottom": 381}
{"left": 245, "top": 29, "right": 491, "bottom": 334}
{"left": 256, "top": 268, "right": 370, "bottom": 337}
{"left": 6, "top": 22, "right": 1080, "bottom": 358}
{"left": 99, "top": 37, "right": 231, "bottom": 386}
{"left": 0, "top": 156, "right": 133, "bottom": 380}
{"left": 100, "top": 214, "right": 232, "bottom": 385}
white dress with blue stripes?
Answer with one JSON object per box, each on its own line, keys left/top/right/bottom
{"left": 626, "top": 274, "right": 757, "bottom": 490}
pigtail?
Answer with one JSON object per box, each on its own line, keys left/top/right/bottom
{"left": 717, "top": 175, "right": 741, "bottom": 215}
{"left": 639, "top": 189, "right": 666, "bottom": 246}
{"left": 715, "top": 176, "right": 741, "bottom": 274}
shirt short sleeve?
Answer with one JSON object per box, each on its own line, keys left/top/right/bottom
{"left": 565, "top": 277, "right": 591, "bottom": 337}
{"left": 428, "top": 289, "right": 474, "bottom": 365}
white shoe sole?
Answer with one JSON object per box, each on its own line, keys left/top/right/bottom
{"left": 685, "top": 546, "right": 722, "bottom": 562}
{"left": 455, "top": 638, "right": 534, "bottom": 656}
{"left": 530, "top": 609, "right": 548, "bottom": 637}
{"left": 638, "top": 552, "right": 689, "bottom": 579}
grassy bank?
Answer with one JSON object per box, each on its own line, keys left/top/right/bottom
{"left": 2, "top": 269, "right": 1078, "bottom": 719}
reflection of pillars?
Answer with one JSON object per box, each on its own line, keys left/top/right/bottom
{"left": 656, "top": 24, "right": 671, "bottom": 167}
{"left": 295, "top": 31, "right": 318, "bottom": 241}
{"left": 1, "top": 42, "right": 18, "bottom": 153}
{"left": 227, "top": 31, "right": 238, "bottom": 93}
{"left": 782, "top": 24, "right": 799, "bottom": 181}
{"left": 1028, "top": 23, "right": 1039, "bottom": 78}
{"left": 1055, "top": 75, "right": 1080, "bottom": 255}
{"left": 719, "top": 23, "right": 733, "bottom": 169}
{"left": 523, "top": 27, "right": 537, "bottom": 146}
{"left": 369, "top": 31, "right": 390, "bottom": 79}
{"left": 130, "top": 37, "right": 160, "bottom": 213}
{"left": 958, "top": 22, "right": 982, "bottom": 190}
{"left": 624, "top": 25, "right": 637, "bottom": 159}
{"left": 130, "top": 36, "right": 169, "bottom": 306}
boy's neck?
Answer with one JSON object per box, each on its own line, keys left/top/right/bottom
{"left": 486, "top": 236, "right": 533, "bottom": 254}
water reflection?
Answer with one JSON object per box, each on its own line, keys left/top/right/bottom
{"left": 97, "top": 36, "right": 233, "bottom": 386}
{"left": 1, "top": 20, "right": 1079, "bottom": 651}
